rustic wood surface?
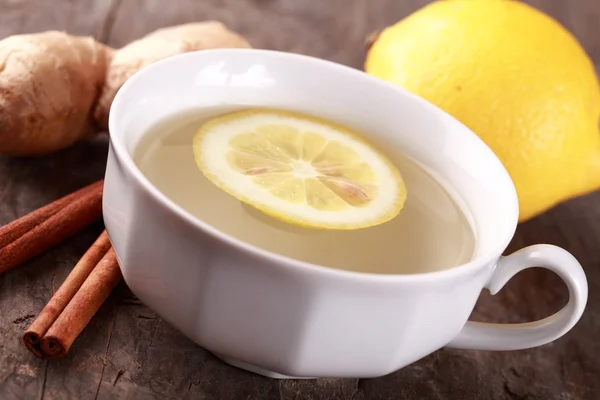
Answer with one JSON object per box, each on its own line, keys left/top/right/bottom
{"left": 0, "top": 0, "right": 599, "bottom": 399}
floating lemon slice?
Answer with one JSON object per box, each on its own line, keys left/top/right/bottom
{"left": 193, "top": 109, "right": 406, "bottom": 229}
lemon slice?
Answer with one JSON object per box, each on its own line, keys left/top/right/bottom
{"left": 193, "top": 109, "right": 406, "bottom": 229}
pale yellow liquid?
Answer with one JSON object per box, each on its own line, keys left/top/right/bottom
{"left": 133, "top": 108, "right": 476, "bottom": 274}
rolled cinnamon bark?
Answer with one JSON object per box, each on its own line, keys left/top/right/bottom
{"left": 23, "top": 230, "right": 111, "bottom": 357}
{"left": 0, "top": 181, "right": 104, "bottom": 274}
{"left": 40, "top": 247, "right": 122, "bottom": 359}
{"left": 0, "top": 180, "right": 103, "bottom": 249}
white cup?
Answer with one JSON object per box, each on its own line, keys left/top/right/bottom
{"left": 103, "top": 49, "right": 588, "bottom": 379}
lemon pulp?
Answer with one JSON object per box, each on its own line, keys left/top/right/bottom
{"left": 193, "top": 109, "right": 406, "bottom": 229}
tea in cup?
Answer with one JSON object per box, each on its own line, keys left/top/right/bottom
{"left": 103, "top": 49, "right": 587, "bottom": 379}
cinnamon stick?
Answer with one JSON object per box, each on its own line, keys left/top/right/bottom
{"left": 0, "top": 181, "right": 104, "bottom": 273}
{"left": 0, "top": 180, "right": 102, "bottom": 249}
{"left": 40, "top": 247, "right": 122, "bottom": 359}
{"left": 23, "top": 231, "right": 112, "bottom": 357}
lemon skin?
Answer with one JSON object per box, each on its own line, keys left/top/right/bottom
{"left": 366, "top": 0, "right": 600, "bottom": 222}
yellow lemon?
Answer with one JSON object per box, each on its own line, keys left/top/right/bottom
{"left": 193, "top": 109, "right": 407, "bottom": 229}
{"left": 365, "top": 0, "right": 600, "bottom": 222}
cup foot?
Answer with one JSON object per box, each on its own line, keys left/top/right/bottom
{"left": 213, "top": 353, "right": 316, "bottom": 379}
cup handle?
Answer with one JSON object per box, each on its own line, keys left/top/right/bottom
{"left": 446, "top": 244, "right": 588, "bottom": 351}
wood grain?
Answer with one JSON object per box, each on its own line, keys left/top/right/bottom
{"left": 0, "top": 0, "right": 599, "bottom": 399}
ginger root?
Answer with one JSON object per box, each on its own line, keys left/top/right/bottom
{"left": 0, "top": 22, "right": 249, "bottom": 156}
{"left": 0, "top": 31, "right": 113, "bottom": 156}
{"left": 94, "top": 21, "right": 251, "bottom": 130}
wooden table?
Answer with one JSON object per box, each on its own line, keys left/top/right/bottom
{"left": 1, "top": 1, "right": 598, "bottom": 399}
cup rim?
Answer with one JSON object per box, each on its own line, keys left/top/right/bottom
{"left": 108, "top": 48, "right": 519, "bottom": 284}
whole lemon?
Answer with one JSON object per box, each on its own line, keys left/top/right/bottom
{"left": 365, "top": 0, "right": 600, "bottom": 222}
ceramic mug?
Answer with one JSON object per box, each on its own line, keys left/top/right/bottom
{"left": 103, "top": 49, "right": 588, "bottom": 379}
